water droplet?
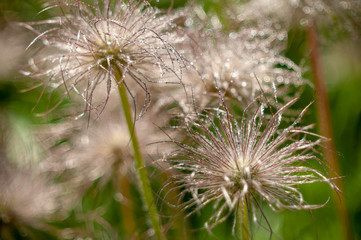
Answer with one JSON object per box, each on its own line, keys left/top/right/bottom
{"left": 290, "top": 0, "right": 299, "bottom": 6}
{"left": 229, "top": 32, "right": 237, "bottom": 39}
{"left": 277, "top": 32, "right": 286, "bottom": 41}
{"left": 340, "top": 1, "right": 351, "bottom": 9}
{"left": 231, "top": 71, "right": 239, "bottom": 78}
{"left": 300, "top": 18, "right": 309, "bottom": 27}
{"left": 302, "top": 6, "right": 312, "bottom": 15}
{"left": 250, "top": 29, "right": 257, "bottom": 37}
{"left": 66, "top": 159, "right": 76, "bottom": 168}
{"left": 260, "top": 104, "right": 265, "bottom": 116}
{"left": 276, "top": 76, "right": 283, "bottom": 82}
{"left": 114, "top": 192, "right": 124, "bottom": 202}
{"left": 185, "top": 18, "right": 193, "bottom": 27}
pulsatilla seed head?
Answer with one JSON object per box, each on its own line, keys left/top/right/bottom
{"left": 160, "top": 99, "right": 338, "bottom": 235}
{"left": 21, "top": 0, "right": 184, "bottom": 117}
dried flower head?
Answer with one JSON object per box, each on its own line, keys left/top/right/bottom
{"left": 21, "top": 0, "right": 183, "bottom": 116}
{"left": 166, "top": 8, "right": 303, "bottom": 114}
{"left": 161, "top": 99, "right": 337, "bottom": 236}
{"left": 235, "top": 0, "right": 361, "bottom": 38}
{"left": 185, "top": 32, "right": 302, "bottom": 108}
{"left": 0, "top": 163, "right": 61, "bottom": 228}
{"left": 40, "top": 118, "right": 134, "bottom": 190}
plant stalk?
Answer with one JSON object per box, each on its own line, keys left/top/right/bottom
{"left": 306, "top": 23, "right": 353, "bottom": 240}
{"left": 161, "top": 171, "right": 189, "bottom": 240}
{"left": 115, "top": 67, "right": 165, "bottom": 240}
{"left": 237, "top": 197, "right": 249, "bottom": 240}
{"left": 112, "top": 145, "right": 138, "bottom": 239}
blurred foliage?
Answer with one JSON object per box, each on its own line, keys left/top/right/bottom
{"left": 0, "top": 0, "right": 360, "bottom": 239}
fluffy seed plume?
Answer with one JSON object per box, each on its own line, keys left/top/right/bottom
{"left": 160, "top": 99, "right": 337, "bottom": 236}
{"left": 21, "top": 0, "right": 183, "bottom": 117}
{"left": 0, "top": 163, "right": 61, "bottom": 229}
{"left": 184, "top": 32, "right": 302, "bottom": 108}
{"left": 39, "top": 117, "right": 134, "bottom": 189}
{"left": 235, "top": 0, "right": 361, "bottom": 38}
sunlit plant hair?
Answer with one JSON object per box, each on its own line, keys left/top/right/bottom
{"left": 21, "top": 0, "right": 183, "bottom": 117}
{"left": 160, "top": 98, "right": 337, "bottom": 238}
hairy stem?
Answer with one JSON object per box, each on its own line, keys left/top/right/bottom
{"left": 237, "top": 197, "right": 249, "bottom": 240}
{"left": 115, "top": 67, "right": 165, "bottom": 240}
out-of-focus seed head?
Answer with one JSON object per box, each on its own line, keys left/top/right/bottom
{"left": 0, "top": 163, "right": 61, "bottom": 228}
{"left": 181, "top": 30, "right": 302, "bottom": 111}
{"left": 40, "top": 119, "right": 134, "bottom": 191}
{"left": 160, "top": 99, "right": 337, "bottom": 235}
{"left": 21, "top": 0, "right": 184, "bottom": 117}
{"left": 0, "top": 27, "right": 27, "bottom": 78}
{"left": 236, "top": 0, "right": 361, "bottom": 38}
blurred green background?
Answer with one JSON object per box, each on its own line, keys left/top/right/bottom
{"left": 0, "top": 0, "right": 360, "bottom": 239}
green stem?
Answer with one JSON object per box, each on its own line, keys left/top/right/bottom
{"left": 237, "top": 197, "right": 249, "bottom": 240}
{"left": 161, "top": 172, "right": 189, "bottom": 240}
{"left": 115, "top": 67, "right": 165, "bottom": 240}
{"left": 114, "top": 154, "right": 137, "bottom": 239}
{"left": 119, "top": 174, "right": 138, "bottom": 239}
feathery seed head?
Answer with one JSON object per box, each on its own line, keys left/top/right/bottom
{"left": 236, "top": 0, "right": 361, "bottom": 38}
{"left": 41, "top": 119, "right": 134, "bottom": 188}
{"left": 162, "top": 99, "right": 337, "bottom": 233}
{"left": 0, "top": 163, "right": 61, "bottom": 227}
{"left": 181, "top": 31, "right": 303, "bottom": 110}
{"left": 22, "top": 0, "right": 183, "bottom": 116}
